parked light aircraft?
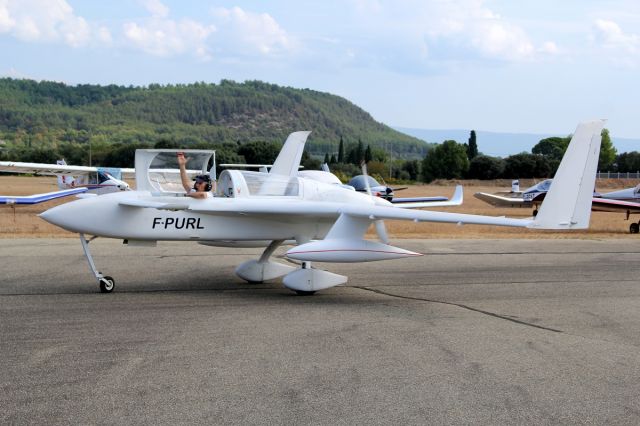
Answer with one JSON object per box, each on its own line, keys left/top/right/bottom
{"left": 475, "top": 174, "right": 640, "bottom": 233}
{"left": 590, "top": 195, "right": 640, "bottom": 233}
{"left": 39, "top": 120, "right": 604, "bottom": 295}
{"left": 346, "top": 174, "right": 460, "bottom": 206}
{"left": 0, "top": 159, "right": 132, "bottom": 194}
{"left": 0, "top": 157, "right": 211, "bottom": 203}
{"left": 474, "top": 179, "right": 553, "bottom": 214}
{"left": 347, "top": 174, "right": 408, "bottom": 201}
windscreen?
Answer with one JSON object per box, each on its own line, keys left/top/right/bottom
{"left": 241, "top": 171, "right": 300, "bottom": 197}
{"left": 348, "top": 175, "right": 379, "bottom": 190}
{"left": 148, "top": 151, "right": 212, "bottom": 193}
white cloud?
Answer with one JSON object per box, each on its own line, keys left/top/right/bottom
{"left": 0, "top": 0, "right": 105, "bottom": 47}
{"left": 0, "top": 0, "right": 14, "bottom": 32}
{"left": 123, "top": 0, "right": 215, "bottom": 60}
{"left": 210, "top": 6, "right": 297, "bottom": 56}
{"left": 342, "top": 0, "right": 555, "bottom": 66}
{"left": 123, "top": 18, "right": 215, "bottom": 60}
{"left": 539, "top": 41, "right": 559, "bottom": 55}
{"left": 141, "top": 0, "right": 169, "bottom": 19}
{"left": 593, "top": 19, "right": 639, "bottom": 53}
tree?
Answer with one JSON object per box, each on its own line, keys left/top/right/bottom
{"left": 467, "top": 130, "right": 478, "bottom": 160}
{"left": 323, "top": 152, "right": 330, "bottom": 164}
{"left": 421, "top": 140, "right": 469, "bottom": 182}
{"left": 301, "top": 150, "right": 321, "bottom": 170}
{"left": 467, "top": 155, "right": 504, "bottom": 180}
{"left": 599, "top": 129, "right": 616, "bottom": 171}
{"left": 532, "top": 136, "right": 570, "bottom": 161}
{"left": 237, "top": 141, "right": 281, "bottom": 164}
{"left": 346, "top": 140, "right": 365, "bottom": 165}
{"left": 364, "top": 144, "right": 372, "bottom": 163}
{"left": 532, "top": 136, "right": 570, "bottom": 173}
{"left": 337, "top": 136, "right": 345, "bottom": 163}
{"left": 502, "top": 153, "right": 550, "bottom": 178}
{"left": 401, "top": 159, "right": 420, "bottom": 181}
{"left": 616, "top": 151, "right": 640, "bottom": 172}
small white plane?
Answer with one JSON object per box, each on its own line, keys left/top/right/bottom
{"left": 0, "top": 159, "right": 132, "bottom": 194}
{"left": 474, "top": 179, "right": 553, "bottom": 215}
{"left": 0, "top": 157, "right": 212, "bottom": 204}
{"left": 474, "top": 172, "right": 640, "bottom": 233}
{"left": 39, "top": 120, "right": 604, "bottom": 295}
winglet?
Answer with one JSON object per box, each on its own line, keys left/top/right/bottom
{"left": 269, "top": 131, "right": 311, "bottom": 177}
{"left": 529, "top": 119, "right": 605, "bottom": 230}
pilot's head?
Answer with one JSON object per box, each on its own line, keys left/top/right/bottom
{"left": 193, "top": 174, "right": 212, "bottom": 192}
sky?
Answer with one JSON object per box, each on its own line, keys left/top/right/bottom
{"left": 1, "top": 0, "right": 639, "bottom": 138}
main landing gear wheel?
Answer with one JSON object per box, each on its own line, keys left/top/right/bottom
{"left": 99, "top": 276, "right": 115, "bottom": 293}
{"left": 294, "top": 290, "right": 316, "bottom": 296}
{"left": 630, "top": 223, "right": 639, "bottom": 234}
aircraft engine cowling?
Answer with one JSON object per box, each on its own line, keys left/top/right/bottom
{"left": 286, "top": 239, "right": 422, "bottom": 263}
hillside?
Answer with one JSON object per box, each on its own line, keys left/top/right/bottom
{"left": 0, "top": 78, "right": 427, "bottom": 161}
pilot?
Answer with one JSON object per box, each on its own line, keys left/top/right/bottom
{"left": 177, "top": 152, "right": 213, "bottom": 199}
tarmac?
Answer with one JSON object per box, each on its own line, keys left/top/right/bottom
{"left": 1, "top": 238, "right": 640, "bottom": 424}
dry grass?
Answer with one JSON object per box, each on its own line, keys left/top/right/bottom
{"left": 1, "top": 176, "right": 636, "bottom": 239}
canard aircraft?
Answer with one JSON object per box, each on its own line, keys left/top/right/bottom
{"left": 39, "top": 120, "right": 604, "bottom": 295}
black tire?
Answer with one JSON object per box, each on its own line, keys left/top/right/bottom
{"left": 533, "top": 209, "right": 538, "bottom": 217}
{"left": 294, "top": 290, "right": 316, "bottom": 296}
{"left": 99, "top": 276, "right": 115, "bottom": 293}
{"left": 630, "top": 223, "right": 639, "bottom": 234}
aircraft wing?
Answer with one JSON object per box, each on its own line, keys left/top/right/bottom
{"left": 474, "top": 192, "right": 532, "bottom": 207}
{"left": 0, "top": 161, "right": 99, "bottom": 176}
{"left": 186, "top": 198, "right": 533, "bottom": 228}
{"left": 0, "top": 187, "right": 88, "bottom": 205}
{"left": 391, "top": 185, "right": 463, "bottom": 208}
{"left": 591, "top": 197, "right": 640, "bottom": 214}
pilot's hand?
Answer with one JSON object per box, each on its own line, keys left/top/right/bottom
{"left": 177, "top": 152, "right": 188, "bottom": 167}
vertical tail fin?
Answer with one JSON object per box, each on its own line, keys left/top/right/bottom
{"left": 529, "top": 120, "right": 605, "bottom": 230}
{"left": 269, "top": 131, "right": 311, "bottom": 177}
{"left": 56, "top": 159, "right": 75, "bottom": 189}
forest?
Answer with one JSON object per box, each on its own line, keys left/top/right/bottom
{"left": 0, "top": 78, "right": 634, "bottom": 182}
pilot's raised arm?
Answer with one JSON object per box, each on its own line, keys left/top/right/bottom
{"left": 177, "top": 152, "right": 212, "bottom": 199}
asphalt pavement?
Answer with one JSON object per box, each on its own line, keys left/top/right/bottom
{"left": 1, "top": 238, "right": 640, "bottom": 424}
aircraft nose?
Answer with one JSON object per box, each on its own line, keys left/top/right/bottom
{"left": 39, "top": 202, "right": 76, "bottom": 231}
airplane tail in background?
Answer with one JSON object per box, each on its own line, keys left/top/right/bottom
{"left": 529, "top": 119, "right": 605, "bottom": 230}
{"left": 56, "top": 160, "right": 75, "bottom": 189}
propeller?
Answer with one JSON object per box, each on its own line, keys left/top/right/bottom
{"left": 361, "top": 162, "right": 389, "bottom": 244}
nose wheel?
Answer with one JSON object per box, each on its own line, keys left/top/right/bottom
{"left": 99, "top": 276, "right": 115, "bottom": 293}
{"left": 80, "top": 233, "right": 116, "bottom": 293}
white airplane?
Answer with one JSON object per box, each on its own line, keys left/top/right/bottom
{"left": 474, "top": 179, "right": 553, "bottom": 214}
{"left": 39, "top": 120, "right": 604, "bottom": 295}
{"left": 0, "top": 159, "right": 132, "bottom": 194}
{"left": 0, "top": 156, "right": 213, "bottom": 203}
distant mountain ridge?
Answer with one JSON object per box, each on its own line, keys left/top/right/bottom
{"left": 0, "top": 78, "right": 428, "bottom": 160}
{"left": 395, "top": 127, "right": 640, "bottom": 157}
